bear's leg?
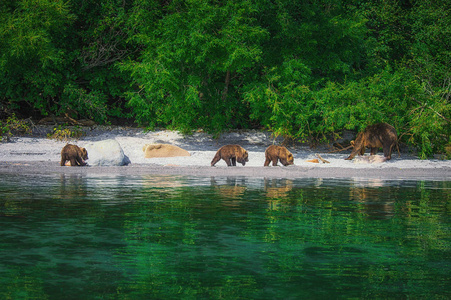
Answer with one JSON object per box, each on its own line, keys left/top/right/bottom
{"left": 211, "top": 154, "right": 221, "bottom": 166}
{"left": 383, "top": 145, "right": 393, "bottom": 160}
{"left": 359, "top": 146, "right": 366, "bottom": 156}
{"left": 60, "top": 157, "right": 66, "bottom": 166}
{"left": 69, "top": 158, "right": 78, "bottom": 166}
{"left": 231, "top": 157, "right": 237, "bottom": 166}
{"left": 370, "top": 147, "right": 378, "bottom": 155}
{"left": 264, "top": 158, "right": 271, "bottom": 166}
{"left": 76, "top": 156, "right": 86, "bottom": 166}
{"left": 272, "top": 159, "right": 278, "bottom": 166}
{"left": 224, "top": 158, "right": 232, "bottom": 166}
{"left": 345, "top": 152, "right": 357, "bottom": 160}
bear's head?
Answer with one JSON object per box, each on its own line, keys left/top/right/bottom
{"left": 285, "top": 152, "right": 294, "bottom": 165}
{"left": 80, "top": 147, "right": 88, "bottom": 160}
{"left": 279, "top": 150, "right": 294, "bottom": 166}
{"left": 237, "top": 150, "right": 249, "bottom": 166}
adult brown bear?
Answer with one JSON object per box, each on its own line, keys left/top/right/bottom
{"left": 211, "top": 145, "right": 249, "bottom": 166}
{"left": 345, "top": 123, "right": 398, "bottom": 160}
{"left": 61, "top": 144, "right": 88, "bottom": 166}
{"left": 264, "top": 145, "right": 294, "bottom": 166}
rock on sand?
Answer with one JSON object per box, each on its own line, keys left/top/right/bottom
{"left": 143, "top": 143, "right": 190, "bottom": 158}
{"left": 84, "top": 139, "right": 130, "bottom": 166}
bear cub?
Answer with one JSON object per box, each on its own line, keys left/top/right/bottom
{"left": 211, "top": 145, "right": 249, "bottom": 167}
{"left": 345, "top": 122, "right": 397, "bottom": 160}
{"left": 264, "top": 145, "right": 294, "bottom": 166}
{"left": 61, "top": 144, "right": 88, "bottom": 166}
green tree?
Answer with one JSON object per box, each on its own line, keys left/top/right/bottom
{"left": 64, "top": 0, "right": 138, "bottom": 122}
{"left": 406, "top": 0, "right": 451, "bottom": 157}
{"left": 0, "top": 0, "right": 449, "bottom": 157}
{"left": 122, "top": 0, "right": 268, "bottom": 133}
{"left": 243, "top": 0, "right": 368, "bottom": 141}
{"left": 0, "top": 0, "right": 134, "bottom": 123}
{"left": 0, "top": 0, "right": 75, "bottom": 116}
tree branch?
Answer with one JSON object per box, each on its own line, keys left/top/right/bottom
{"left": 413, "top": 98, "right": 451, "bottom": 123}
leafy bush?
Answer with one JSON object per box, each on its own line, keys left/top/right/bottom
{"left": 0, "top": 114, "right": 31, "bottom": 142}
{"left": 316, "top": 68, "right": 450, "bottom": 158}
{"left": 245, "top": 66, "right": 450, "bottom": 157}
{"left": 243, "top": 59, "right": 313, "bottom": 141}
{"left": 47, "top": 125, "right": 84, "bottom": 142}
{"left": 1, "top": 0, "right": 450, "bottom": 157}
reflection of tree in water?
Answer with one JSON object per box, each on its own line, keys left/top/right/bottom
{"left": 263, "top": 178, "right": 294, "bottom": 212}
{"left": 349, "top": 179, "right": 396, "bottom": 220}
{"left": 141, "top": 175, "right": 187, "bottom": 189}
{"left": 264, "top": 178, "right": 294, "bottom": 199}
{"left": 2, "top": 176, "right": 450, "bottom": 299}
{"left": 210, "top": 177, "right": 247, "bottom": 202}
{"left": 1, "top": 175, "right": 89, "bottom": 218}
{"left": 58, "top": 174, "right": 88, "bottom": 199}
{"left": 56, "top": 174, "right": 114, "bottom": 218}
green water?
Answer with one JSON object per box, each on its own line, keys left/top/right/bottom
{"left": 0, "top": 174, "right": 450, "bottom": 299}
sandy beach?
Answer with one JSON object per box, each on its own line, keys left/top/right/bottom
{"left": 0, "top": 126, "right": 450, "bottom": 180}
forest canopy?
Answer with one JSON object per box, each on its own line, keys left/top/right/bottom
{"left": 1, "top": 0, "right": 450, "bottom": 157}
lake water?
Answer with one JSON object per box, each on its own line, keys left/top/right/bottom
{"left": 0, "top": 174, "right": 450, "bottom": 299}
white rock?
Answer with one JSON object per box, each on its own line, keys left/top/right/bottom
{"left": 84, "top": 139, "right": 129, "bottom": 166}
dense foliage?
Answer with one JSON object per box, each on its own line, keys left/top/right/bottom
{"left": 1, "top": 0, "right": 450, "bottom": 157}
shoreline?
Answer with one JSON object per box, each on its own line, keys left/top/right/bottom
{"left": 1, "top": 127, "right": 450, "bottom": 180}
{"left": 1, "top": 161, "right": 450, "bottom": 180}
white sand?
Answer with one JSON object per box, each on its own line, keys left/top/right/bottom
{"left": 0, "top": 127, "right": 450, "bottom": 179}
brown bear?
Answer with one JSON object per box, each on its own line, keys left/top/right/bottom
{"left": 60, "top": 144, "right": 88, "bottom": 166}
{"left": 264, "top": 145, "right": 294, "bottom": 166}
{"left": 211, "top": 145, "right": 249, "bottom": 166}
{"left": 345, "top": 122, "right": 398, "bottom": 160}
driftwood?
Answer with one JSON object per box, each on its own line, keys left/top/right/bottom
{"left": 327, "top": 143, "right": 353, "bottom": 153}
{"left": 329, "top": 137, "right": 402, "bottom": 158}
{"left": 305, "top": 159, "right": 319, "bottom": 163}
{"left": 306, "top": 154, "right": 330, "bottom": 164}
{"left": 316, "top": 153, "right": 330, "bottom": 163}
{"left": 38, "top": 115, "right": 96, "bottom": 127}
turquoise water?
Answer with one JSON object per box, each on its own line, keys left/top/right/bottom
{"left": 0, "top": 174, "right": 450, "bottom": 299}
